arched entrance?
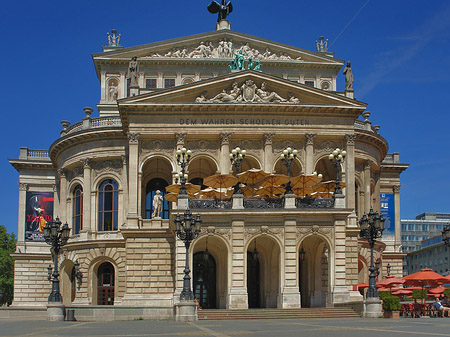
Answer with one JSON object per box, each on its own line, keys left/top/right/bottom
{"left": 193, "top": 251, "right": 216, "bottom": 309}
{"left": 192, "top": 235, "right": 228, "bottom": 309}
{"left": 299, "top": 236, "right": 329, "bottom": 307}
{"left": 247, "top": 235, "right": 280, "bottom": 308}
{"left": 97, "top": 262, "right": 115, "bottom": 305}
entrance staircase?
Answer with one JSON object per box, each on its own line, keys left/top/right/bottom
{"left": 198, "top": 307, "right": 360, "bottom": 320}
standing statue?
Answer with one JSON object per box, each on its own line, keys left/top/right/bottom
{"left": 343, "top": 61, "right": 353, "bottom": 90}
{"left": 208, "top": 0, "right": 233, "bottom": 22}
{"left": 230, "top": 47, "right": 245, "bottom": 70}
{"left": 127, "top": 56, "right": 139, "bottom": 87}
{"left": 107, "top": 29, "right": 121, "bottom": 47}
{"left": 109, "top": 82, "right": 118, "bottom": 101}
{"left": 151, "top": 190, "right": 163, "bottom": 218}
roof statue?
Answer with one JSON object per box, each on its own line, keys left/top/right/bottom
{"left": 107, "top": 29, "right": 121, "bottom": 47}
{"left": 208, "top": 0, "right": 233, "bottom": 22}
{"left": 343, "top": 61, "right": 353, "bottom": 91}
{"left": 127, "top": 56, "right": 139, "bottom": 88}
{"left": 315, "top": 36, "right": 328, "bottom": 53}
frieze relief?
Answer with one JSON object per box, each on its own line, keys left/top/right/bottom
{"left": 67, "top": 166, "right": 84, "bottom": 182}
{"left": 199, "top": 226, "right": 232, "bottom": 241}
{"left": 140, "top": 140, "right": 175, "bottom": 154}
{"left": 195, "top": 80, "right": 300, "bottom": 104}
{"left": 230, "top": 139, "right": 262, "bottom": 151}
{"left": 296, "top": 225, "right": 333, "bottom": 242}
{"left": 144, "top": 40, "right": 303, "bottom": 62}
{"left": 244, "top": 226, "right": 284, "bottom": 242}
{"left": 186, "top": 140, "right": 220, "bottom": 153}
{"left": 91, "top": 160, "right": 123, "bottom": 177}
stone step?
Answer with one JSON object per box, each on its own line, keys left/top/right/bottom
{"left": 198, "top": 307, "right": 360, "bottom": 320}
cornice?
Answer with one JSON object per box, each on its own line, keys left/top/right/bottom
{"left": 355, "top": 130, "right": 389, "bottom": 162}
{"left": 9, "top": 159, "right": 55, "bottom": 171}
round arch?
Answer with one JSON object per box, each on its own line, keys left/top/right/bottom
{"left": 273, "top": 158, "right": 302, "bottom": 176}
{"left": 60, "top": 259, "right": 77, "bottom": 305}
{"left": 88, "top": 257, "right": 119, "bottom": 306}
{"left": 240, "top": 155, "right": 262, "bottom": 172}
{"left": 188, "top": 155, "right": 219, "bottom": 188}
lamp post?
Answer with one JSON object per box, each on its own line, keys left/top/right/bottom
{"left": 176, "top": 147, "right": 192, "bottom": 195}
{"left": 442, "top": 224, "right": 450, "bottom": 247}
{"left": 230, "top": 147, "right": 246, "bottom": 193}
{"left": 174, "top": 209, "right": 202, "bottom": 300}
{"left": 280, "top": 147, "right": 298, "bottom": 194}
{"left": 43, "top": 217, "right": 70, "bottom": 303}
{"left": 359, "top": 208, "right": 385, "bottom": 298}
{"left": 387, "top": 263, "right": 391, "bottom": 276}
{"left": 328, "top": 148, "right": 346, "bottom": 195}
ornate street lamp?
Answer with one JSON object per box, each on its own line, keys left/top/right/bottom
{"left": 387, "top": 263, "right": 391, "bottom": 276}
{"left": 359, "top": 208, "right": 385, "bottom": 298}
{"left": 174, "top": 209, "right": 202, "bottom": 300}
{"left": 442, "top": 225, "right": 450, "bottom": 247}
{"left": 43, "top": 217, "right": 70, "bottom": 302}
{"left": 230, "top": 147, "right": 246, "bottom": 193}
{"left": 280, "top": 147, "right": 298, "bottom": 194}
{"left": 176, "top": 147, "right": 192, "bottom": 195}
{"left": 328, "top": 148, "right": 346, "bottom": 195}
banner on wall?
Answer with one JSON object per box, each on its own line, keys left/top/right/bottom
{"left": 25, "top": 192, "right": 54, "bottom": 242}
{"left": 380, "top": 193, "right": 395, "bottom": 236}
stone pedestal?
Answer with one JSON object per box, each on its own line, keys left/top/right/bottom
{"left": 363, "top": 297, "right": 383, "bottom": 318}
{"left": 216, "top": 19, "right": 230, "bottom": 30}
{"left": 228, "top": 288, "right": 248, "bottom": 309}
{"left": 129, "top": 86, "right": 139, "bottom": 97}
{"left": 333, "top": 194, "right": 345, "bottom": 208}
{"left": 280, "top": 287, "right": 301, "bottom": 308}
{"left": 47, "top": 302, "right": 65, "bottom": 321}
{"left": 330, "top": 286, "right": 350, "bottom": 304}
{"left": 232, "top": 194, "right": 244, "bottom": 209}
{"left": 177, "top": 194, "right": 189, "bottom": 210}
{"left": 345, "top": 88, "right": 354, "bottom": 99}
{"left": 174, "top": 301, "right": 198, "bottom": 322}
{"left": 284, "top": 194, "right": 296, "bottom": 209}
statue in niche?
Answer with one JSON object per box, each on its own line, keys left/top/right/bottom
{"left": 127, "top": 56, "right": 139, "bottom": 87}
{"left": 151, "top": 190, "right": 163, "bottom": 218}
{"left": 108, "top": 81, "right": 118, "bottom": 101}
{"left": 256, "top": 82, "right": 287, "bottom": 103}
{"left": 343, "top": 61, "right": 353, "bottom": 90}
{"left": 208, "top": 0, "right": 233, "bottom": 22}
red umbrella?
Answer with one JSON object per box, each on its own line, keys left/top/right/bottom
{"left": 391, "top": 288, "right": 413, "bottom": 296}
{"left": 428, "top": 286, "right": 446, "bottom": 294}
{"left": 358, "top": 282, "right": 369, "bottom": 289}
{"left": 403, "top": 268, "right": 448, "bottom": 287}
{"left": 376, "top": 275, "right": 406, "bottom": 289}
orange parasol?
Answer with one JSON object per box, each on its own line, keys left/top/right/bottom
{"left": 256, "top": 185, "right": 286, "bottom": 198}
{"left": 203, "top": 174, "right": 238, "bottom": 190}
{"left": 376, "top": 275, "right": 405, "bottom": 289}
{"left": 403, "top": 268, "right": 448, "bottom": 287}
{"left": 428, "top": 286, "right": 446, "bottom": 294}
{"left": 165, "top": 183, "right": 201, "bottom": 194}
{"left": 291, "top": 174, "right": 322, "bottom": 189}
{"left": 358, "top": 282, "right": 369, "bottom": 289}
{"left": 196, "top": 187, "right": 233, "bottom": 199}
{"left": 238, "top": 169, "right": 269, "bottom": 186}
{"left": 391, "top": 288, "right": 413, "bottom": 296}
{"left": 240, "top": 186, "right": 261, "bottom": 198}
{"left": 164, "top": 192, "right": 195, "bottom": 202}
{"left": 313, "top": 180, "right": 346, "bottom": 194}
{"left": 256, "top": 174, "right": 289, "bottom": 188}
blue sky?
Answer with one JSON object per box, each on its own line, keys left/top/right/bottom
{"left": 1, "top": 0, "right": 450, "bottom": 235}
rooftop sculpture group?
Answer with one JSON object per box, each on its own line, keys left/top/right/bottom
{"left": 195, "top": 80, "right": 300, "bottom": 104}
{"left": 208, "top": 0, "right": 233, "bottom": 22}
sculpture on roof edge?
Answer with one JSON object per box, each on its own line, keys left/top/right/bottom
{"left": 127, "top": 56, "right": 139, "bottom": 87}
{"left": 315, "top": 36, "right": 328, "bottom": 53}
{"left": 343, "top": 61, "right": 353, "bottom": 91}
{"left": 208, "top": 0, "right": 233, "bottom": 22}
{"left": 107, "top": 29, "right": 121, "bottom": 47}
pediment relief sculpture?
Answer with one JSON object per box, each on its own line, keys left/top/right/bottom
{"left": 195, "top": 80, "right": 300, "bottom": 104}
{"left": 145, "top": 40, "right": 302, "bottom": 61}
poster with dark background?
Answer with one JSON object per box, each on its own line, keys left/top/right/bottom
{"left": 25, "top": 192, "right": 54, "bottom": 241}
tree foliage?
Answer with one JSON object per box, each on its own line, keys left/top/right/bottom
{"left": 0, "top": 226, "right": 16, "bottom": 306}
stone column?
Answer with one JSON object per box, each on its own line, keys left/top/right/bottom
{"left": 58, "top": 169, "right": 67, "bottom": 223}
{"left": 364, "top": 162, "right": 372, "bottom": 214}
{"left": 393, "top": 185, "right": 402, "bottom": 251}
{"left": 121, "top": 155, "right": 129, "bottom": 222}
{"left": 17, "top": 183, "right": 28, "bottom": 248}
{"left": 53, "top": 184, "right": 60, "bottom": 222}
{"left": 281, "top": 218, "right": 300, "bottom": 308}
{"left": 305, "top": 134, "right": 316, "bottom": 174}
{"left": 345, "top": 135, "right": 356, "bottom": 210}
{"left": 81, "top": 159, "right": 92, "bottom": 233}
{"left": 263, "top": 133, "right": 274, "bottom": 173}
{"left": 127, "top": 133, "right": 140, "bottom": 228}
{"left": 157, "top": 72, "right": 164, "bottom": 89}
{"left": 220, "top": 133, "right": 232, "bottom": 174}
{"left": 119, "top": 72, "right": 126, "bottom": 99}
{"left": 228, "top": 219, "right": 248, "bottom": 309}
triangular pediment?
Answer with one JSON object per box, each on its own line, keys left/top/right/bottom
{"left": 118, "top": 70, "right": 366, "bottom": 109}
{"left": 94, "top": 30, "right": 343, "bottom": 66}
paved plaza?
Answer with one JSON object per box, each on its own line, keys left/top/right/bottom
{"left": 0, "top": 317, "right": 449, "bottom": 337}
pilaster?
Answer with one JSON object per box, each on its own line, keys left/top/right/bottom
{"left": 127, "top": 133, "right": 140, "bottom": 228}
{"left": 58, "top": 169, "right": 67, "bottom": 223}
{"left": 17, "top": 183, "right": 28, "bottom": 247}
{"left": 305, "top": 134, "right": 316, "bottom": 174}
{"left": 330, "top": 217, "right": 351, "bottom": 304}
{"left": 364, "top": 161, "right": 372, "bottom": 214}
{"left": 228, "top": 219, "right": 248, "bottom": 309}
{"left": 80, "top": 159, "right": 92, "bottom": 233}
{"left": 345, "top": 135, "right": 356, "bottom": 210}
{"left": 220, "top": 133, "right": 232, "bottom": 174}
{"left": 393, "top": 185, "right": 401, "bottom": 251}
{"left": 263, "top": 133, "right": 274, "bottom": 173}
{"left": 281, "top": 218, "right": 300, "bottom": 308}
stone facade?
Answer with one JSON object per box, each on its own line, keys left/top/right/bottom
{"left": 8, "top": 27, "right": 408, "bottom": 319}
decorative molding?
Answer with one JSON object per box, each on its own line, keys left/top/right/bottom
{"left": 81, "top": 158, "right": 91, "bottom": 169}
{"left": 141, "top": 139, "right": 175, "bottom": 153}
{"left": 305, "top": 134, "right": 316, "bottom": 145}
{"left": 244, "top": 226, "right": 284, "bottom": 242}
{"left": 345, "top": 134, "right": 356, "bottom": 146}
{"left": 296, "top": 225, "right": 333, "bottom": 242}
{"left": 92, "top": 160, "right": 123, "bottom": 177}
{"left": 57, "top": 169, "right": 66, "bottom": 178}
{"left": 232, "top": 139, "right": 262, "bottom": 151}
{"left": 175, "top": 133, "right": 187, "bottom": 146}
{"left": 393, "top": 185, "right": 401, "bottom": 193}
{"left": 186, "top": 140, "right": 219, "bottom": 153}
{"left": 196, "top": 80, "right": 300, "bottom": 104}
{"left": 220, "top": 133, "right": 233, "bottom": 145}
{"left": 53, "top": 185, "right": 58, "bottom": 193}
{"left": 67, "top": 166, "right": 84, "bottom": 182}
{"left": 264, "top": 133, "right": 274, "bottom": 146}
{"left": 127, "top": 133, "right": 140, "bottom": 144}
{"left": 18, "top": 183, "right": 28, "bottom": 191}
{"left": 144, "top": 40, "right": 303, "bottom": 61}
{"left": 199, "top": 226, "right": 231, "bottom": 241}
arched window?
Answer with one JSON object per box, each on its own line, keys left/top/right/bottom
{"left": 72, "top": 185, "right": 83, "bottom": 234}
{"left": 145, "top": 178, "right": 169, "bottom": 219}
{"left": 98, "top": 179, "right": 119, "bottom": 231}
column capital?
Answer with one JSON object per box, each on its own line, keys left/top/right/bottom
{"left": 345, "top": 134, "right": 356, "bottom": 145}
{"left": 80, "top": 158, "right": 92, "bottom": 169}
{"left": 121, "top": 154, "right": 128, "bottom": 166}
{"left": 305, "top": 133, "right": 316, "bottom": 145}
{"left": 264, "top": 133, "right": 275, "bottom": 145}
{"left": 175, "top": 132, "right": 187, "bottom": 146}
{"left": 364, "top": 161, "right": 372, "bottom": 171}
{"left": 53, "top": 184, "right": 59, "bottom": 192}
{"left": 220, "top": 132, "right": 233, "bottom": 145}
{"left": 128, "top": 132, "right": 140, "bottom": 144}
{"left": 393, "top": 185, "right": 401, "bottom": 193}
{"left": 57, "top": 168, "right": 66, "bottom": 178}
{"left": 18, "top": 183, "right": 28, "bottom": 191}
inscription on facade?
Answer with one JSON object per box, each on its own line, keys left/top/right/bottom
{"left": 179, "top": 118, "right": 310, "bottom": 126}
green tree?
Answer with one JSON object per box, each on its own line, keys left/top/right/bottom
{"left": 0, "top": 226, "right": 16, "bottom": 306}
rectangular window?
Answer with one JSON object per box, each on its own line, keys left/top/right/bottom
{"left": 304, "top": 80, "right": 315, "bottom": 87}
{"left": 146, "top": 78, "right": 157, "bottom": 89}
{"left": 164, "top": 78, "right": 175, "bottom": 88}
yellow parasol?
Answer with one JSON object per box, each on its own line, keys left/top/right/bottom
{"left": 203, "top": 174, "right": 238, "bottom": 190}
{"left": 165, "top": 183, "right": 201, "bottom": 194}
{"left": 237, "top": 169, "right": 269, "bottom": 186}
